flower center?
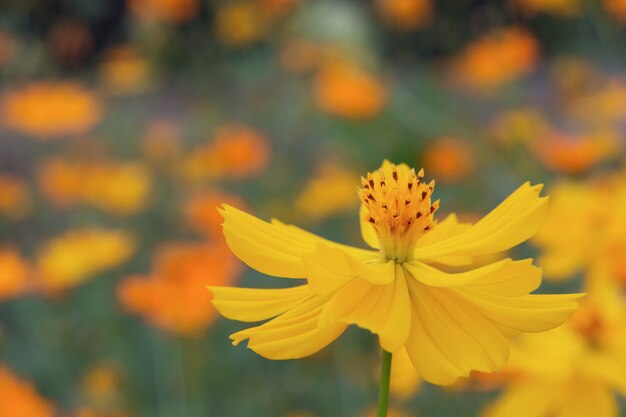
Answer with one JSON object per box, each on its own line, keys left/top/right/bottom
{"left": 358, "top": 163, "right": 439, "bottom": 261}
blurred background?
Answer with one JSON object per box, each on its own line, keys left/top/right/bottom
{"left": 1, "top": 0, "right": 626, "bottom": 416}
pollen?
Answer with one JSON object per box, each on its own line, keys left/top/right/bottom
{"left": 358, "top": 162, "right": 438, "bottom": 261}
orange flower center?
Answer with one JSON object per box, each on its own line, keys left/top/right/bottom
{"left": 359, "top": 164, "right": 438, "bottom": 261}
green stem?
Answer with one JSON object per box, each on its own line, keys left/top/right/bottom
{"left": 376, "top": 350, "right": 393, "bottom": 417}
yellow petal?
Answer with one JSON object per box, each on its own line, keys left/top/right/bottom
{"left": 415, "top": 213, "right": 472, "bottom": 266}
{"left": 221, "top": 205, "right": 375, "bottom": 278}
{"left": 319, "top": 264, "right": 411, "bottom": 352}
{"left": 404, "top": 258, "right": 541, "bottom": 296}
{"left": 406, "top": 279, "right": 510, "bottom": 380}
{"left": 360, "top": 204, "right": 380, "bottom": 249}
{"left": 414, "top": 183, "right": 549, "bottom": 260}
{"left": 209, "top": 285, "right": 312, "bottom": 322}
{"left": 456, "top": 288, "right": 583, "bottom": 333}
{"left": 230, "top": 295, "right": 347, "bottom": 359}
{"left": 483, "top": 381, "right": 559, "bottom": 417}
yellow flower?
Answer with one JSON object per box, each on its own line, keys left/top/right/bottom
{"left": 389, "top": 348, "right": 422, "bottom": 399}
{"left": 36, "top": 229, "right": 135, "bottom": 292}
{"left": 98, "top": 46, "right": 152, "bottom": 95}
{"left": 534, "top": 175, "right": 626, "bottom": 284}
{"left": 0, "top": 249, "right": 31, "bottom": 302}
{"left": 482, "top": 277, "right": 626, "bottom": 417}
{"left": 214, "top": 2, "right": 269, "bottom": 47}
{"left": 209, "top": 160, "right": 582, "bottom": 385}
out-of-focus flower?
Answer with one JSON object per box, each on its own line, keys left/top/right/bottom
{"left": 567, "top": 80, "right": 626, "bottom": 127}
{"left": 81, "top": 363, "right": 123, "bottom": 411}
{"left": 210, "top": 161, "right": 581, "bottom": 385}
{"left": 491, "top": 108, "right": 550, "bottom": 145}
{"left": 0, "top": 250, "right": 31, "bottom": 302}
{"left": 604, "top": 0, "right": 626, "bottom": 22}
{"left": 533, "top": 130, "right": 620, "bottom": 174}
{"left": 451, "top": 27, "right": 539, "bottom": 89}
{"left": 534, "top": 175, "right": 626, "bottom": 284}
{"left": 1, "top": 82, "right": 102, "bottom": 139}
{"left": 258, "top": 0, "right": 298, "bottom": 15}
{"left": 0, "top": 366, "right": 55, "bottom": 417}
{"left": 128, "top": 0, "right": 199, "bottom": 23}
{"left": 48, "top": 20, "right": 94, "bottom": 65}
{"left": 422, "top": 137, "right": 475, "bottom": 183}
{"left": 182, "top": 125, "right": 270, "bottom": 180}
{"left": 99, "top": 46, "right": 152, "bottom": 95}
{"left": 295, "top": 163, "right": 359, "bottom": 221}
{"left": 375, "top": 0, "right": 433, "bottom": 30}
{"left": 214, "top": 2, "right": 270, "bottom": 47}
{"left": 0, "top": 31, "right": 17, "bottom": 67}
{"left": 0, "top": 175, "right": 31, "bottom": 219}
{"left": 514, "top": 0, "right": 581, "bottom": 16}
{"left": 389, "top": 348, "right": 422, "bottom": 399}
{"left": 118, "top": 243, "right": 240, "bottom": 335}
{"left": 482, "top": 278, "right": 626, "bottom": 417}
{"left": 38, "top": 158, "right": 152, "bottom": 215}
{"left": 314, "top": 61, "right": 388, "bottom": 120}
{"left": 73, "top": 409, "right": 131, "bottom": 417}
{"left": 36, "top": 229, "right": 135, "bottom": 293}
{"left": 184, "top": 190, "right": 246, "bottom": 238}
{"left": 363, "top": 407, "right": 409, "bottom": 417}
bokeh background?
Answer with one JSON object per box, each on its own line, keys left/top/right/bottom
{"left": 1, "top": 0, "right": 626, "bottom": 416}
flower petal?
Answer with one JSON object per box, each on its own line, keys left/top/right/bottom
{"left": 209, "top": 285, "right": 312, "bottom": 322}
{"left": 405, "top": 278, "right": 510, "bottom": 381}
{"left": 360, "top": 204, "right": 380, "bottom": 249}
{"left": 319, "top": 264, "right": 411, "bottom": 352}
{"left": 414, "top": 183, "right": 549, "bottom": 260}
{"left": 456, "top": 288, "right": 584, "bottom": 333}
{"left": 404, "top": 258, "right": 541, "bottom": 296}
{"left": 415, "top": 213, "right": 472, "bottom": 266}
{"left": 220, "top": 205, "right": 375, "bottom": 278}
{"left": 230, "top": 295, "right": 347, "bottom": 359}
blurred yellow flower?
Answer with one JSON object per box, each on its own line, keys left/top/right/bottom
{"left": 118, "top": 243, "right": 241, "bottom": 335}
{"left": 0, "top": 175, "right": 31, "bottom": 219}
{"left": 483, "top": 278, "right": 626, "bottom": 417}
{"left": 451, "top": 27, "right": 539, "bottom": 89}
{"left": 0, "top": 82, "right": 102, "bottom": 139}
{"left": 375, "top": 0, "right": 433, "bottom": 30}
{"left": 209, "top": 160, "right": 581, "bottom": 385}
{"left": 214, "top": 2, "right": 269, "bottom": 47}
{"left": 0, "top": 249, "right": 31, "bottom": 302}
{"left": 533, "top": 130, "right": 620, "bottom": 174}
{"left": 491, "top": 108, "right": 550, "bottom": 145}
{"left": 514, "top": 0, "right": 581, "bottom": 16}
{"left": 0, "top": 366, "right": 55, "bottom": 417}
{"left": 182, "top": 124, "right": 270, "bottom": 180}
{"left": 99, "top": 46, "right": 152, "bottom": 95}
{"left": 128, "top": 0, "right": 198, "bottom": 22}
{"left": 314, "top": 61, "right": 388, "bottom": 120}
{"left": 567, "top": 80, "right": 626, "bottom": 126}
{"left": 295, "top": 163, "right": 360, "bottom": 221}
{"left": 81, "top": 364, "right": 122, "bottom": 407}
{"left": 422, "top": 137, "right": 475, "bottom": 184}
{"left": 38, "top": 158, "right": 152, "bottom": 215}
{"left": 534, "top": 175, "right": 626, "bottom": 284}
{"left": 36, "top": 229, "right": 135, "bottom": 292}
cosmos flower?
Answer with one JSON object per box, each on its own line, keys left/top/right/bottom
{"left": 482, "top": 277, "right": 626, "bottom": 417}
{"left": 209, "top": 161, "right": 582, "bottom": 385}
{"left": 0, "top": 366, "right": 55, "bottom": 417}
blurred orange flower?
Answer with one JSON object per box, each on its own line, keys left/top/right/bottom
{"left": 604, "top": 0, "right": 626, "bottom": 22}
{"left": 1, "top": 82, "right": 102, "bottom": 139}
{"left": 184, "top": 190, "right": 246, "bottom": 238}
{"left": 80, "top": 363, "right": 124, "bottom": 411}
{"left": 214, "top": 2, "right": 269, "bottom": 47}
{"left": 567, "top": 80, "right": 626, "bottom": 126}
{"left": 0, "top": 366, "right": 55, "bottom": 417}
{"left": 422, "top": 137, "right": 475, "bottom": 183}
{"left": 314, "top": 61, "right": 388, "bottom": 120}
{"left": 38, "top": 158, "right": 152, "bottom": 215}
{"left": 295, "top": 163, "right": 360, "bottom": 220}
{"left": 375, "top": 0, "right": 433, "bottom": 30}
{"left": 118, "top": 243, "right": 241, "bottom": 335}
{"left": 99, "top": 46, "right": 152, "bottom": 95}
{"left": 0, "top": 249, "right": 31, "bottom": 302}
{"left": 0, "top": 175, "right": 31, "bottom": 219}
{"left": 452, "top": 27, "right": 539, "bottom": 89}
{"left": 514, "top": 0, "right": 581, "bottom": 16}
{"left": 182, "top": 124, "right": 270, "bottom": 180}
{"left": 533, "top": 130, "right": 619, "bottom": 174}
{"left": 128, "top": 0, "right": 198, "bottom": 22}
{"left": 36, "top": 229, "right": 135, "bottom": 293}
